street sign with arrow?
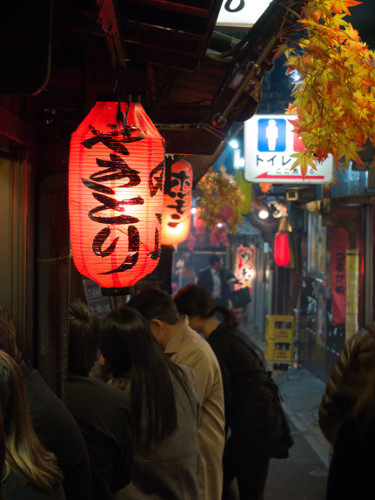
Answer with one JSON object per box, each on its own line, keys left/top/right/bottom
{"left": 244, "top": 114, "right": 333, "bottom": 184}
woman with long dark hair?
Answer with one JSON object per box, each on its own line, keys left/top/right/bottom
{"left": 0, "top": 350, "right": 65, "bottom": 499}
{"left": 99, "top": 306, "right": 201, "bottom": 500}
{"left": 174, "top": 285, "right": 293, "bottom": 500}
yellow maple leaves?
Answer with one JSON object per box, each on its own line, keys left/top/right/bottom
{"left": 276, "top": 0, "right": 375, "bottom": 177}
{"left": 332, "top": 0, "right": 362, "bottom": 16}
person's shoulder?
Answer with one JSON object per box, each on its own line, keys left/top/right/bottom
{"left": 185, "top": 325, "right": 209, "bottom": 347}
{"left": 23, "top": 366, "right": 76, "bottom": 415}
{"left": 71, "top": 374, "right": 130, "bottom": 406}
{"left": 67, "top": 376, "right": 132, "bottom": 439}
{"left": 209, "top": 325, "right": 242, "bottom": 350}
{"left": 22, "top": 364, "right": 49, "bottom": 388}
{"left": 183, "top": 326, "right": 220, "bottom": 363}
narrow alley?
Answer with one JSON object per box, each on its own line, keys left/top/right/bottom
{"left": 266, "top": 369, "right": 329, "bottom": 499}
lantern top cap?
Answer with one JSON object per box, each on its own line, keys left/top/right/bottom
{"left": 72, "top": 101, "right": 165, "bottom": 144}
{"left": 95, "top": 93, "right": 142, "bottom": 103}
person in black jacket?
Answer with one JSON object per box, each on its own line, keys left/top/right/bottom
{"left": 66, "top": 299, "right": 135, "bottom": 500}
{"left": 197, "top": 254, "right": 238, "bottom": 307}
{"left": 174, "top": 284, "right": 293, "bottom": 500}
{"left": 0, "top": 302, "right": 91, "bottom": 500}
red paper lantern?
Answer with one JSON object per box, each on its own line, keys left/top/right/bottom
{"left": 274, "top": 232, "right": 291, "bottom": 266}
{"left": 161, "top": 159, "right": 192, "bottom": 246}
{"left": 69, "top": 101, "right": 165, "bottom": 291}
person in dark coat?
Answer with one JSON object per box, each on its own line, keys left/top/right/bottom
{"left": 197, "top": 254, "right": 238, "bottom": 307}
{"left": 319, "top": 323, "right": 375, "bottom": 446}
{"left": 174, "top": 284, "right": 293, "bottom": 500}
{"left": 66, "top": 299, "right": 135, "bottom": 500}
{"left": 318, "top": 323, "right": 375, "bottom": 499}
{"left": 0, "top": 302, "right": 91, "bottom": 500}
{"left": 325, "top": 365, "right": 375, "bottom": 500}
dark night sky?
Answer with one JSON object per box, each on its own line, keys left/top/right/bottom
{"left": 349, "top": 0, "right": 375, "bottom": 48}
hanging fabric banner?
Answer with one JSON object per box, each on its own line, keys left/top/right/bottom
{"left": 330, "top": 206, "right": 363, "bottom": 328}
{"left": 331, "top": 226, "right": 348, "bottom": 326}
{"left": 346, "top": 249, "right": 359, "bottom": 339}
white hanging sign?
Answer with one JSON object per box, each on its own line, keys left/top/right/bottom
{"left": 216, "top": 0, "right": 272, "bottom": 27}
{"left": 244, "top": 114, "right": 333, "bottom": 184}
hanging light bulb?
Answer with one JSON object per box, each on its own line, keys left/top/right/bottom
{"left": 258, "top": 208, "right": 269, "bottom": 220}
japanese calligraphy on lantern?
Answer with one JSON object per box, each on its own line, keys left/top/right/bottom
{"left": 244, "top": 114, "right": 333, "bottom": 184}
{"left": 162, "top": 159, "right": 192, "bottom": 246}
{"left": 69, "top": 102, "right": 165, "bottom": 290}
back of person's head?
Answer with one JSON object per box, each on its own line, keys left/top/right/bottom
{"left": 174, "top": 284, "right": 238, "bottom": 329}
{"left": 99, "top": 306, "right": 152, "bottom": 378}
{"left": 174, "top": 284, "right": 216, "bottom": 319}
{"left": 209, "top": 254, "right": 221, "bottom": 266}
{"left": 69, "top": 298, "right": 100, "bottom": 375}
{"left": 100, "top": 306, "right": 179, "bottom": 445}
{"left": 0, "top": 350, "right": 62, "bottom": 490}
{"left": 0, "top": 304, "right": 17, "bottom": 359}
{"left": 127, "top": 287, "right": 179, "bottom": 325}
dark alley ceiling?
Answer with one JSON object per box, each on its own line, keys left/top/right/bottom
{"left": 1, "top": 0, "right": 306, "bottom": 182}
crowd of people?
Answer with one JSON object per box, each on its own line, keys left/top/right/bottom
{"left": 0, "top": 269, "right": 295, "bottom": 500}
{"left": 2, "top": 262, "right": 374, "bottom": 500}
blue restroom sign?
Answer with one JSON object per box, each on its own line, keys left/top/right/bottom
{"left": 257, "top": 118, "right": 287, "bottom": 152}
{"left": 244, "top": 114, "right": 333, "bottom": 184}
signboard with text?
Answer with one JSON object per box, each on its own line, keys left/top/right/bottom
{"left": 244, "top": 114, "right": 333, "bottom": 184}
{"left": 83, "top": 279, "right": 113, "bottom": 320}
{"left": 217, "top": 0, "right": 272, "bottom": 27}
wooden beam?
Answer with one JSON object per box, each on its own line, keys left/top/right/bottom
{"left": 322, "top": 215, "right": 357, "bottom": 249}
{"left": 0, "top": 106, "right": 34, "bottom": 149}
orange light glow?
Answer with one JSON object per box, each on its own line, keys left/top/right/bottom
{"left": 161, "top": 159, "right": 192, "bottom": 246}
{"left": 69, "top": 101, "right": 165, "bottom": 290}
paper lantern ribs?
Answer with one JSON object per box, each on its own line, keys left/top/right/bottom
{"left": 69, "top": 101, "right": 165, "bottom": 292}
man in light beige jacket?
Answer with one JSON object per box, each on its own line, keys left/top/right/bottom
{"left": 128, "top": 286, "right": 225, "bottom": 500}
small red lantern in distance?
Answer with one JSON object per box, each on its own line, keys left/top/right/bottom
{"left": 69, "top": 101, "right": 165, "bottom": 292}
{"left": 274, "top": 232, "right": 291, "bottom": 266}
{"left": 162, "top": 159, "right": 193, "bottom": 246}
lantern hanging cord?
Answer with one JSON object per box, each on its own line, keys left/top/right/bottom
{"left": 117, "top": 97, "right": 132, "bottom": 138}
{"left": 109, "top": 24, "right": 128, "bottom": 132}
{"left": 37, "top": 253, "right": 72, "bottom": 263}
